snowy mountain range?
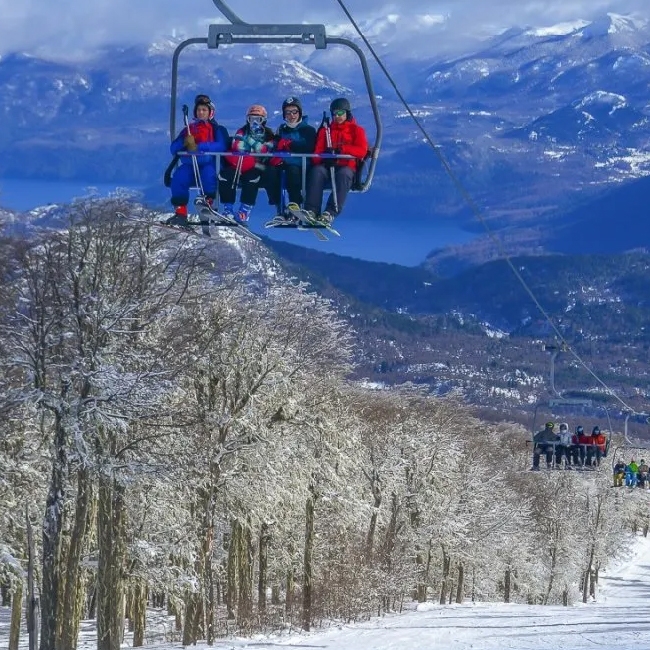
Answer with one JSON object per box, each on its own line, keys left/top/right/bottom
{"left": 2, "top": 12, "right": 650, "bottom": 256}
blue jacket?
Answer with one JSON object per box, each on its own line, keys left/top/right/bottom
{"left": 170, "top": 119, "right": 229, "bottom": 167}
{"left": 274, "top": 117, "right": 316, "bottom": 167}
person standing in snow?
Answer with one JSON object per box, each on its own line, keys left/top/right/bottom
{"left": 167, "top": 94, "right": 229, "bottom": 227}
{"left": 219, "top": 104, "right": 274, "bottom": 225}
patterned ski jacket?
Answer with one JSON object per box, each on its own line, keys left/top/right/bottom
{"left": 270, "top": 117, "right": 317, "bottom": 167}
{"left": 313, "top": 116, "right": 368, "bottom": 170}
{"left": 170, "top": 119, "right": 229, "bottom": 167}
{"left": 225, "top": 123, "right": 275, "bottom": 173}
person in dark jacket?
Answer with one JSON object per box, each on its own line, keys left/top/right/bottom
{"left": 532, "top": 421, "right": 557, "bottom": 470}
{"left": 292, "top": 97, "right": 368, "bottom": 225}
{"left": 219, "top": 104, "right": 274, "bottom": 225}
{"left": 265, "top": 97, "right": 316, "bottom": 222}
{"left": 167, "top": 94, "right": 229, "bottom": 227}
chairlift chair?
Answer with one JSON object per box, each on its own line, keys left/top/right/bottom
{"left": 168, "top": 0, "right": 383, "bottom": 214}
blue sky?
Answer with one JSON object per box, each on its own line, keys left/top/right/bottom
{"left": 1, "top": 0, "right": 648, "bottom": 58}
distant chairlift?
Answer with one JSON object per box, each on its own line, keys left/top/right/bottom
{"left": 609, "top": 412, "right": 650, "bottom": 476}
{"left": 528, "top": 342, "right": 607, "bottom": 471}
{"left": 168, "top": 0, "right": 383, "bottom": 214}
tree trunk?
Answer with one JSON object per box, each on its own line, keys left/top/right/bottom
{"left": 40, "top": 415, "right": 68, "bottom": 650}
{"left": 439, "top": 548, "right": 450, "bottom": 605}
{"left": 237, "top": 521, "right": 253, "bottom": 626}
{"left": 97, "top": 474, "right": 127, "bottom": 650}
{"left": 26, "top": 506, "right": 39, "bottom": 650}
{"left": 302, "top": 491, "right": 316, "bottom": 632}
{"left": 286, "top": 568, "right": 295, "bottom": 615}
{"left": 271, "top": 585, "right": 281, "bottom": 605}
{"left": 60, "top": 468, "right": 94, "bottom": 650}
{"left": 258, "top": 523, "right": 270, "bottom": 613}
{"left": 455, "top": 563, "right": 464, "bottom": 604}
{"left": 226, "top": 522, "right": 239, "bottom": 620}
{"left": 365, "top": 469, "right": 382, "bottom": 561}
{"left": 133, "top": 580, "right": 147, "bottom": 647}
{"left": 504, "top": 568, "right": 511, "bottom": 603}
{"left": 582, "top": 543, "right": 596, "bottom": 604}
{"left": 9, "top": 580, "right": 22, "bottom": 650}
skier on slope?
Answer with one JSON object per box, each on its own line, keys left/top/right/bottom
{"left": 265, "top": 96, "right": 317, "bottom": 222}
{"left": 219, "top": 104, "right": 275, "bottom": 225}
{"left": 166, "top": 94, "right": 229, "bottom": 227}
{"left": 293, "top": 97, "right": 368, "bottom": 225}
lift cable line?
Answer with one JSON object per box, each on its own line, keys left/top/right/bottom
{"left": 334, "top": 0, "right": 640, "bottom": 416}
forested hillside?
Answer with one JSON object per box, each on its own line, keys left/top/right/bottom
{"left": 0, "top": 200, "right": 647, "bottom": 648}
{"left": 267, "top": 239, "right": 650, "bottom": 415}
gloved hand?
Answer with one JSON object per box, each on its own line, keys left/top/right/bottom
{"left": 324, "top": 146, "right": 341, "bottom": 156}
{"left": 184, "top": 134, "right": 197, "bottom": 152}
{"left": 276, "top": 138, "right": 292, "bottom": 152}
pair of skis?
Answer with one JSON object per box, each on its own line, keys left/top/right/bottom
{"left": 117, "top": 199, "right": 261, "bottom": 243}
{"left": 264, "top": 204, "right": 339, "bottom": 241}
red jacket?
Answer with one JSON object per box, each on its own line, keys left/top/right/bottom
{"left": 593, "top": 433, "right": 607, "bottom": 452}
{"left": 577, "top": 433, "right": 594, "bottom": 447}
{"left": 225, "top": 124, "right": 274, "bottom": 173}
{"left": 313, "top": 117, "right": 368, "bottom": 169}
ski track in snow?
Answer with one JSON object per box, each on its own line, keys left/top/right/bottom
{"left": 2, "top": 535, "right": 650, "bottom": 649}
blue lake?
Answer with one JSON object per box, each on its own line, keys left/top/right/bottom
{"left": 0, "top": 178, "right": 475, "bottom": 267}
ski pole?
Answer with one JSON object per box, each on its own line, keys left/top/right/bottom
{"left": 232, "top": 154, "right": 243, "bottom": 190}
{"left": 323, "top": 113, "right": 339, "bottom": 214}
{"left": 182, "top": 104, "right": 205, "bottom": 197}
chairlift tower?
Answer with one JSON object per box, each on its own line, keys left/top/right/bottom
{"left": 168, "top": 0, "right": 383, "bottom": 192}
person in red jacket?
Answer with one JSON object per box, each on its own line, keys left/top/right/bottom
{"left": 592, "top": 426, "right": 607, "bottom": 466}
{"left": 577, "top": 426, "right": 595, "bottom": 467}
{"left": 219, "top": 104, "right": 274, "bottom": 224}
{"left": 300, "top": 97, "right": 368, "bottom": 224}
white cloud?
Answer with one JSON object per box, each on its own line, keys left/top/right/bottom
{"left": 0, "top": 0, "right": 648, "bottom": 57}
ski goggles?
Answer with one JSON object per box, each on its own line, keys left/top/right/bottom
{"left": 332, "top": 109, "right": 347, "bottom": 116}
{"left": 283, "top": 108, "right": 300, "bottom": 116}
{"left": 247, "top": 115, "right": 265, "bottom": 125}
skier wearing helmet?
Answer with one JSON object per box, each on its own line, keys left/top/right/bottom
{"left": 291, "top": 96, "right": 368, "bottom": 225}
{"left": 265, "top": 96, "right": 317, "bottom": 222}
{"left": 166, "top": 93, "right": 229, "bottom": 227}
{"left": 219, "top": 104, "right": 275, "bottom": 225}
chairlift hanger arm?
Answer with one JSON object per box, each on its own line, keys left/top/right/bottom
{"left": 211, "top": 0, "right": 245, "bottom": 25}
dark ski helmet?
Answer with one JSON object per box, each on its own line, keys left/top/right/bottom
{"left": 576, "top": 425, "right": 584, "bottom": 434}
{"left": 330, "top": 97, "right": 351, "bottom": 115}
{"left": 194, "top": 94, "right": 215, "bottom": 119}
{"left": 282, "top": 96, "right": 302, "bottom": 118}
{"left": 592, "top": 426, "right": 600, "bottom": 434}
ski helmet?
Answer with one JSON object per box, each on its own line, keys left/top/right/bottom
{"left": 559, "top": 422, "right": 568, "bottom": 431}
{"left": 576, "top": 425, "right": 584, "bottom": 434}
{"left": 330, "top": 97, "right": 351, "bottom": 114}
{"left": 545, "top": 421, "right": 554, "bottom": 430}
{"left": 282, "top": 96, "right": 302, "bottom": 118}
{"left": 247, "top": 104, "right": 268, "bottom": 120}
{"left": 592, "top": 426, "right": 600, "bottom": 434}
{"left": 194, "top": 94, "right": 215, "bottom": 119}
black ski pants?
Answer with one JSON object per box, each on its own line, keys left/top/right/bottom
{"left": 264, "top": 164, "right": 304, "bottom": 208}
{"left": 533, "top": 443, "right": 554, "bottom": 468}
{"left": 305, "top": 164, "right": 355, "bottom": 216}
{"left": 219, "top": 165, "right": 264, "bottom": 206}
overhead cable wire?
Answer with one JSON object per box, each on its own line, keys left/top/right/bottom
{"left": 334, "top": 0, "right": 640, "bottom": 415}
